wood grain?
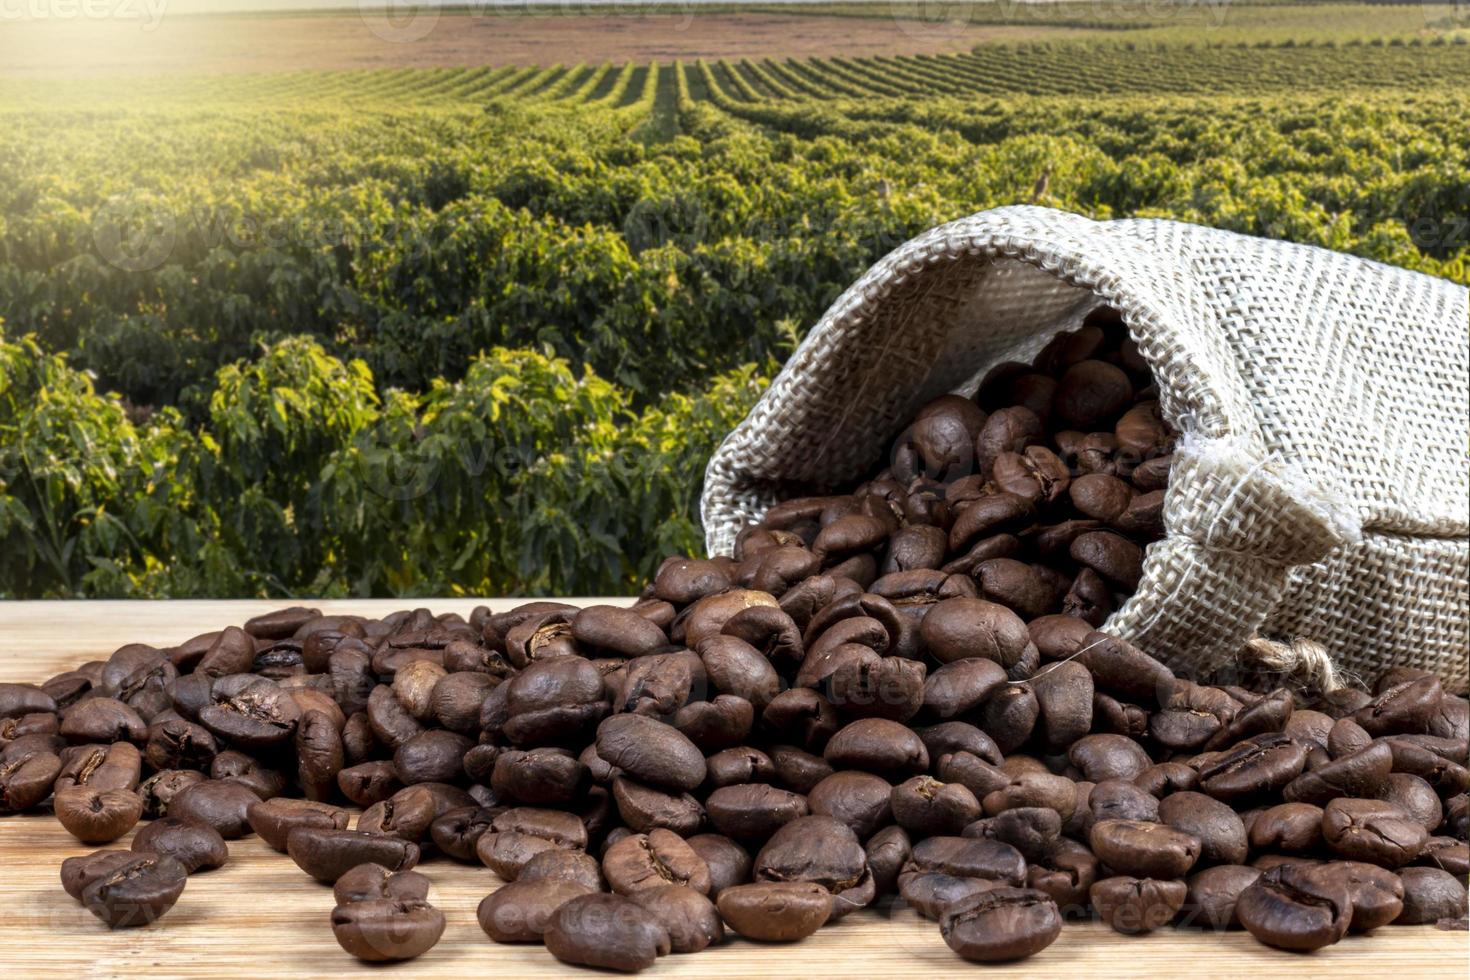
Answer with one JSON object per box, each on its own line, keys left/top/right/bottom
{"left": 2, "top": 600, "right": 1465, "bottom": 978}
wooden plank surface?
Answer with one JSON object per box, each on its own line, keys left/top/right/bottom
{"left": 2, "top": 599, "right": 1466, "bottom": 978}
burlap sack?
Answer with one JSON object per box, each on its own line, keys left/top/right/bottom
{"left": 701, "top": 206, "right": 1470, "bottom": 692}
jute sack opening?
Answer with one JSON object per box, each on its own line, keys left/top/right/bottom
{"left": 701, "top": 206, "right": 1470, "bottom": 692}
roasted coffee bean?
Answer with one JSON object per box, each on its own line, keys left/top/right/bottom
{"left": 1317, "top": 861, "right": 1404, "bottom": 931}
{"left": 1068, "top": 733, "right": 1152, "bottom": 782}
{"left": 1158, "top": 791, "right": 1248, "bottom": 865}
{"left": 1236, "top": 864, "right": 1351, "bottom": 951}
{"left": 705, "top": 784, "right": 809, "bottom": 841}
{"left": 60, "top": 698, "right": 147, "bottom": 744}
{"left": 1354, "top": 677, "right": 1443, "bottom": 736}
{"left": 753, "top": 815, "right": 873, "bottom": 917}
{"left": 1395, "top": 867, "right": 1468, "bottom": 924}
{"left": 332, "top": 898, "right": 445, "bottom": 962}
{"left": 210, "top": 749, "right": 287, "bottom": 800}
{"left": 131, "top": 818, "right": 228, "bottom": 874}
{"left": 1321, "top": 798, "right": 1427, "bottom": 867}
{"left": 983, "top": 771, "right": 1078, "bottom": 821}
{"left": 53, "top": 787, "right": 143, "bottom": 844}
{"left": 964, "top": 806, "right": 1061, "bottom": 863}
{"left": 1091, "top": 876, "right": 1187, "bottom": 934}
{"left": 866, "top": 824, "right": 912, "bottom": 896}
{"left": 167, "top": 779, "right": 259, "bottom": 839}
{"left": 716, "top": 881, "right": 830, "bottom": 941}
{"left": 922, "top": 658, "right": 1008, "bottom": 721}
{"left": 478, "top": 878, "right": 595, "bottom": 943}
{"left": 611, "top": 777, "right": 704, "bottom": 836}
{"left": 137, "top": 769, "right": 205, "bottom": 820}
{"left": 60, "top": 849, "right": 137, "bottom": 901}
{"left": 492, "top": 747, "right": 586, "bottom": 805}
{"left": 823, "top": 718, "right": 928, "bottom": 778}
{"left": 429, "top": 805, "right": 496, "bottom": 862}
{"left": 334, "top": 863, "right": 432, "bottom": 905}
{"left": 1180, "top": 864, "right": 1261, "bottom": 930}
{"left": 806, "top": 771, "right": 892, "bottom": 838}
{"left": 1249, "top": 802, "right": 1325, "bottom": 853}
{"left": 684, "top": 834, "right": 750, "bottom": 897}
{"left": 516, "top": 848, "right": 605, "bottom": 892}
{"left": 545, "top": 892, "right": 672, "bottom": 971}
{"left": 287, "top": 827, "right": 420, "bottom": 883}
{"left": 1197, "top": 734, "right": 1308, "bottom": 802}
{"left": 1283, "top": 739, "right": 1392, "bottom": 804}
{"left": 906, "top": 835, "right": 1026, "bottom": 885}
{"left": 919, "top": 597, "right": 1031, "bottom": 669}
{"left": 79, "top": 852, "right": 187, "bottom": 929}
{"left": 1380, "top": 772, "right": 1443, "bottom": 832}
{"left": 604, "top": 829, "right": 712, "bottom": 895}
{"left": 1089, "top": 819, "right": 1200, "bottom": 879}
{"left": 629, "top": 885, "right": 724, "bottom": 953}
{"left": 358, "top": 785, "right": 441, "bottom": 843}
{"left": 898, "top": 870, "right": 999, "bottom": 919}
{"left": 891, "top": 775, "right": 981, "bottom": 837}
{"left": 939, "top": 887, "right": 1062, "bottom": 962}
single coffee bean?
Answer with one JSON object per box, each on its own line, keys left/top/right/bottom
{"left": 1236, "top": 864, "right": 1351, "bottom": 951}
{"left": 334, "top": 863, "right": 432, "bottom": 905}
{"left": 1068, "top": 733, "right": 1152, "bottom": 782}
{"left": 705, "top": 784, "right": 809, "bottom": 841}
{"left": 60, "top": 849, "right": 137, "bottom": 901}
{"left": 1089, "top": 819, "right": 1200, "bottom": 879}
{"left": 1317, "top": 861, "right": 1404, "bottom": 931}
{"left": 919, "top": 597, "right": 1031, "bottom": 669}
{"left": 1180, "top": 864, "right": 1261, "bottom": 930}
{"left": 604, "top": 829, "right": 712, "bottom": 895}
{"left": 53, "top": 786, "right": 142, "bottom": 844}
{"left": 287, "top": 827, "right": 421, "bottom": 883}
{"left": 1321, "top": 798, "right": 1427, "bottom": 868}
{"left": 891, "top": 775, "right": 981, "bottom": 837}
{"left": 686, "top": 834, "right": 750, "bottom": 897}
{"left": 866, "top": 824, "right": 912, "bottom": 896}
{"left": 939, "top": 887, "right": 1062, "bottom": 962}
{"left": 898, "top": 870, "right": 999, "bottom": 919}
{"left": 905, "top": 835, "right": 1027, "bottom": 885}
{"left": 629, "top": 885, "right": 724, "bottom": 953}
{"left": 716, "top": 881, "right": 831, "bottom": 941}
{"left": 545, "top": 892, "right": 672, "bottom": 971}
{"left": 80, "top": 853, "right": 188, "bottom": 928}
{"left": 610, "top": 777, "right": 704, "bottom": 837}
{"left": 1197, "top": 733, "right": 1308, "bottom": 803}
{"left": 1158, "top": 791, "right": 1248, "bottom": 865}
{"left": 167, "top": 779, "right": 260, "bottom": 839}
{"left": 596, "top": 714, "right": 708, "bottom": 793}
{"left": 132, "top": 817, "right": 228, "bottom": 873}
{"left": 823, "top": 718, "right": 928, "bottom": 778}
{"left": 137, "top": 769, "right": 205, "bottom": 820}
{"left": 331, "top": 898, "right": 445, "bottom": 962}
{"left": 247, "top": 797, "right": 351, "bottom": 851}
{"left": 963, "top": 806, "right": 1061, "bottom": 863}
{"left": 1249, "top": 802, "right": 1325, "bottom": 853}
{"left": 1090, "top": 876, "right": 1187, "bottom": 934}
{"left": 1395, "top": 867, "right": 1468, "bottom": 924}
{"left": 478, "top": 878, "right": 596, "bottom": 943}
{"left": 754, "top": 815, "right": 874, "bottom": 917}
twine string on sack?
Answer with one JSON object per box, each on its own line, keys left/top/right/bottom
{"left": 1240, "top": 635, "right": 1349, "bottom": 693}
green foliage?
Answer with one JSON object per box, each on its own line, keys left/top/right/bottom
{"left": 1, "top": 37, "right": 1464, "bottom": 597}
{"left": 0, "top": 332, "right": 768, "bottom": 598}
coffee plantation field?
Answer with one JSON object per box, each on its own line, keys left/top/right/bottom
{"left": 2, "top": 31, "right": 1467, "bottom": 599}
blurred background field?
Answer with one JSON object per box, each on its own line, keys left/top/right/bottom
{"left": 2, "top": 2, "right": 1466, "bottom": 599}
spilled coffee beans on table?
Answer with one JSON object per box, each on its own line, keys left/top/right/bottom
{"left": 2, "top": 310, "right": 1466, "bottom": 967}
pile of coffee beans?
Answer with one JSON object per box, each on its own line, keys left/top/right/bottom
{"left": 1, "top": 311, "right": 1466, "bottom": 968}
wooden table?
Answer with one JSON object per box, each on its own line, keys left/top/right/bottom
{"left": 2, "top": 600, "right": 1465, "bottom": 978}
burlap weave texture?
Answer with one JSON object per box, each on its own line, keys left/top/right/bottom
{"left": 701, "top": 206, "right": 1469, "bottom": 690}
